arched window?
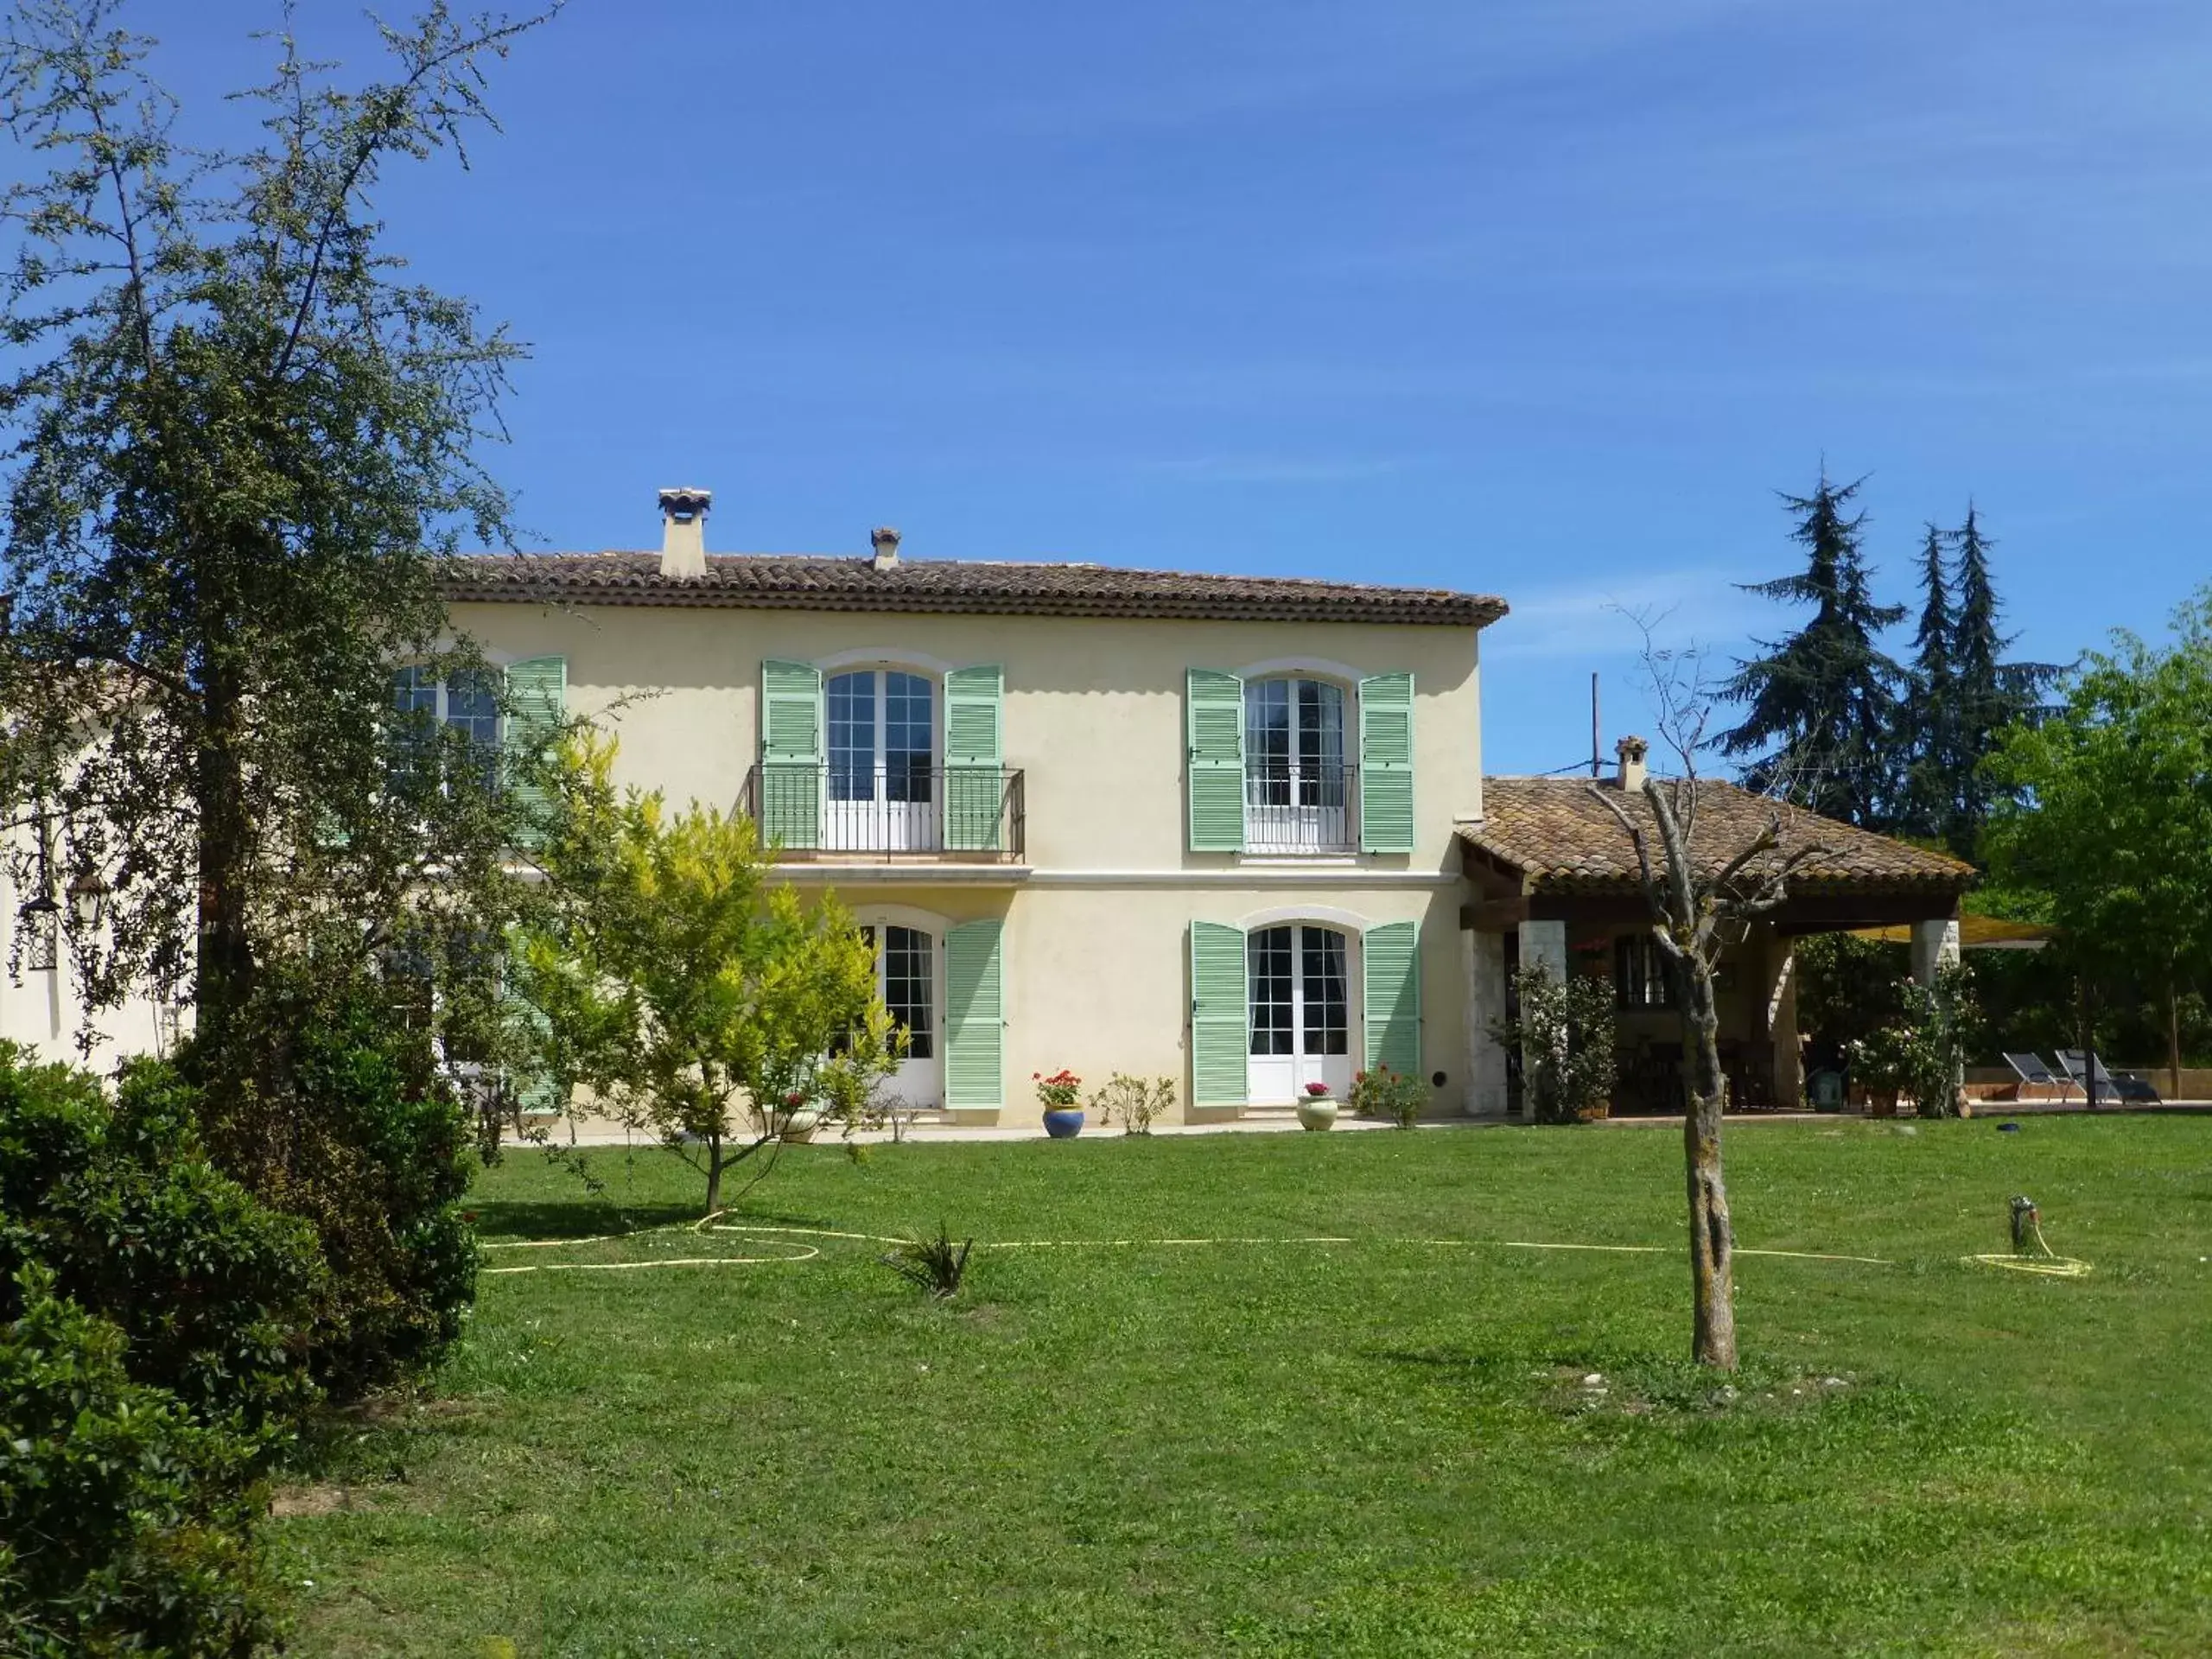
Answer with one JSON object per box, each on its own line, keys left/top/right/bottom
{"left": 826, "top": 669, "right": 937, "bottom": 849}
{"left": 1246, "top": 922, "right": 1355, "bottom": 1102}
{"left": 1243, "top": 677, "right": 1349, "bottom": 852}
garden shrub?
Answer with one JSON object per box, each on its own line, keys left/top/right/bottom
{"left": 1350, "top": 1065, "right": 1426, "bottom": 1128}
{"left": 0, "top": 1045, "right": 324, "bottom": 1435}
{"left": 186, "top": 979, "right": 480, "bottom": 1402}
{"left": 1491, "top": 963, "right": 1619, "bottom": 1123}
{"left": 0, "top": 1266, "right": 281, "bottom": 1658}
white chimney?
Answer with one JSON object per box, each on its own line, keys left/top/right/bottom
{"left": 658, "top": 486, "right": 711, "bottom": 578}
{"left": 1616, "top": 734, "right": 1649, "bottom": 793}
{"left": 871, "top": 525, "right": 901, "bottom": 571}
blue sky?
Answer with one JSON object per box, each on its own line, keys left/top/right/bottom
{"left": 143, "top": 2, "right": 2212, "bottom": 770}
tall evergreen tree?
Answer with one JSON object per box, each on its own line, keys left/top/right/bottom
{"left": 1719, "top": 472, "right": 1906, "bottom": 827}
{"left": 1946, "top": 506, "right": 2061, "bottom": 854}
{"left": 1897, "top": 524, "right": 1956, "bottom": 839}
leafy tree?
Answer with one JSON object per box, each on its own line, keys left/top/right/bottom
{"left": 0, "top": 0, "right": 553, "bottom": 1059}
{"left": 1719, "top": 472, "right": 1905, "bottom": 827}
{"left": 517, "top": 736, "right": 901, "bottom": 1215}
{"left": 0, "top": 0, "right": 560, "bottom": 1399}
{"left": 1984, "top": 587, "right": 2212, "bottom": 1096}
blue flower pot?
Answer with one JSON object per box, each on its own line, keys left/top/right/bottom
{"left": 1042, "top": 1108, "right": 1085, "bottom": 1140}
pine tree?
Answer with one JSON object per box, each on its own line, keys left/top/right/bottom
{"left": 1719, "top": 473, "right": 1906, "bottom": 827}
{"left": 1945, "top": 505, "right": 2061, "bottom": 856}
{"left": 1897, "top": 524, "right": 1956, "bottom": 839}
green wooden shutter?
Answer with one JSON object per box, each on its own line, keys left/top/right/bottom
{"left": 759, "top": 659, "right": 823, "bottom": 849}
{"left": 504, "top": 657, "right": 567, "bottom": 849}
{"left": 1190, "top": 921, "right": 1249, "bottom": 1108}
{"left": 944, "top": 919, "right": 1005, "bottom": 1110}
{"left": 1358, "top": 672, "right": 1415, "bottom": 853}
{"left": 944, "top": 664, "right": 1005, "bottom": 853}
{"left": 1363, "top": 920, "right": 1421, "bottom": 1078}
{"left": 1186, "top": 670, "right": 1245, "bottom": 853}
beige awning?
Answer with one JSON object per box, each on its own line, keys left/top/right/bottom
{"left": 1848, "top": 915, "right": 2050, "bottom": 950}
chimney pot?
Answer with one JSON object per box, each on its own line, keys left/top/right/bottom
{"left": 870, "top": 525, "right": 901, "bottom": 571}
{"left": 658, "top": 486, "right": 711, "bottom": 578}
{"left": 1616, "top": 734, "right": 1649, "bottom": 793}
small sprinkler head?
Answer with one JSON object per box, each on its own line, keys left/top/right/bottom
{"left": 2009, "top": 1195, "right": 2040, "bottom": 1254}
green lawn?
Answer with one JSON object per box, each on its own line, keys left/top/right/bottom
{"left": 276, "top": 1117, "right": 2212, "bottom": 1656}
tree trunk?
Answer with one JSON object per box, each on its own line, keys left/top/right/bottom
{"left": 194, "top": 662, "right": 256, "bottom": 1042}
{"left": 2169, "top": 970, "right": 2183, "bottom": 1102}
{"left": 1679, "top": 957, "right": 1738, "bottom": 1370}
{"left": 703, "top": 1130, "right": 723, "bottom": 1217}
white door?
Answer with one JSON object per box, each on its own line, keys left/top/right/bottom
{"left": 863, "top": 924, "right": 943, "bottom": 1109}
{"left": 1246, "top": 925, "right": 1357, "bottom": 1103}
{"left": 1243, "top": 678, "right": 1351, "bottom": 853}
{"left": 826, "top": 671, "right": 939, "bottom": 851}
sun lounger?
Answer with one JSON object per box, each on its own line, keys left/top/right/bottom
{"left": 2057, "top": 1050, "right": 2164, "bottom": 1106}
{"left": 2002, "top": 1052, "right": 2078, "bottom": 1100}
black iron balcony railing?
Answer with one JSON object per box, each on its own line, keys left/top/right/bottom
{"left": 741, "top": 762, "right": 1026, "bottom": 860}
{"left": 1244, "top": 761, "right": 1358, "bottom": 854}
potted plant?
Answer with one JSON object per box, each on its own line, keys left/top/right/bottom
{"left": 1296, "top": 1079, "right": 1338, "bottom": 1132}
{"left": 778, "top": 1089, "right": 823, "bottom": 1143}
{"left": 1848, "top": 1030, "right": 1904, "bottom": 1118}
{"left": 1035, "top": 1069, "right": 1085, "bottom": 1138}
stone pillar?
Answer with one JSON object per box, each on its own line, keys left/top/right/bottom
{"left": 1518, "top": 920, "right": 1568, "bottom": 1115}
{"left": 1766, "top": 935, "right": 1802, "bottom": 1109}
{"left": 1465, "top": 928, "right": 1510, "bottom": 1116}
{"left": 1911, "top": 918, "right": 1961, "bottom": 986}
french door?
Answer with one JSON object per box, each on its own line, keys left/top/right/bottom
{"left": 1246, "top": 924, "right": 1355, "bottom": 1103}
{"left": 1244, "top": 678, "right": 1351, "bottom": 852}
{"left": 861, "top": 924, "right": 943, "bottom": 1109}
{"left": 826, "top": 671, "right": 938, "bottom": 850}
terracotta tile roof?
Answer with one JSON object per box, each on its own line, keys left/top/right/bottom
{"left": 436, "top": 551, "right": 1507, "bottom": 629}
{"left": 1463, "top": 775, "right": 1977, "bottom": 896}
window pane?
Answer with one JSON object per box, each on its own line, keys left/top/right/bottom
{"left": 828, "top": 672, "right": 876, "bottom": 801}
{"left": 1300, "top": 681, "right": 1346, "bottom": 806}
{"left": 444, "top": 671, "right": 500, "bottom": 747}
{"left": 1245, "top": 680, "right": 1292, "bottom": 806}
{"left": 1300, "top": 926, "right": 1349, "bottom": 1056}
{"left": 884, "top": 925, "right": 932, "bottom": 1060}
{"left": 884, "top": 672, "right": 933, "bottom": 804}
{"left": 1248, "top": 925, "right": 1294, "bottom": 1056}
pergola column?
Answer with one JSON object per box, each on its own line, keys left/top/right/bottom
{"left": 1464, "top": 928, "right": 1510, "bottom": 1116}
{"left": 1911, "top": 917, "right": 1961, "bottom": 986}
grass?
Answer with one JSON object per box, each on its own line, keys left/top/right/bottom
{"left": 275, "top": 1116, "right": 2212, "bottom": 1656}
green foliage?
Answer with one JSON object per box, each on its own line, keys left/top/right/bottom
{"left": 1793, "top": 932, "right": 1910, "bottom": 1071}
{"left": 0, "top": 1045, "right": 324, "bottom": 1437}
{"left": 881, "top": 1224, "right": 973, "bottom": 1300}
{"left": 1491, "top": 964, "right": 1619, "bottom": 1123}
{"left": 1985, "top": 585, "right": 2212, "bottom": 1082}
{"left": 1, "top": 1266, "right": 281, "bottom": 1658}
{"left": 1849, "top": 965, "right": 1977, "bottom": 1117}
{"left": 0, "top": 1, "right": 556, "bottom": 1058}
{"left": 518, "top": 734, "right": 898, "bottom": 1213}
{"left": 1719, "top": 472, "right": 1905, "bottom": 826}
{"left": 182, "top": 973, "right": 479, "bottom": 1403}
{"left": 1089, "top": 1073, "right": 1177, "bottom": 1135}
{"left": 1349, "top": 1063, "right": 1425, "bottom": 1128}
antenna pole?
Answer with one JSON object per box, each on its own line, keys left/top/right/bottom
{"left": 1590, "top": 671, "right": 1601, "bottom": 779}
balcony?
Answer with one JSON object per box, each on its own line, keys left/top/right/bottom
{"left": 741, "top": 762, "right": 1026, "bottom": 861}
{"left": 1245, "top": 761, "right": 1358, "bottom": 855}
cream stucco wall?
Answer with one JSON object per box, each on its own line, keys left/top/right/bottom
{"left": 0, "top": 858, "right": 169, "bottom": 1073}
{"left": 448, "top": 601, "right": 1485, "bottom": 872}
{"left": 452, "top": 594, "right": 1488, "bottom": 1126}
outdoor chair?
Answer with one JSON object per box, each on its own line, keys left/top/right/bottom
{"left": 2056, "top": 1050, "right": 2164, "bottom": 1106}
{"left": 2003, "top": 1052, "right": 2079, "bottom": 1102}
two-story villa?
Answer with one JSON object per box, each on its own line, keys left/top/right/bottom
{"left": 442, "top": 489, "right": 1508, "bottom": 1127}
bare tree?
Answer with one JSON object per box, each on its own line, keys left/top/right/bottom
{"left": 1590, "top": 620, "right": 1829, "bottom": 1370}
